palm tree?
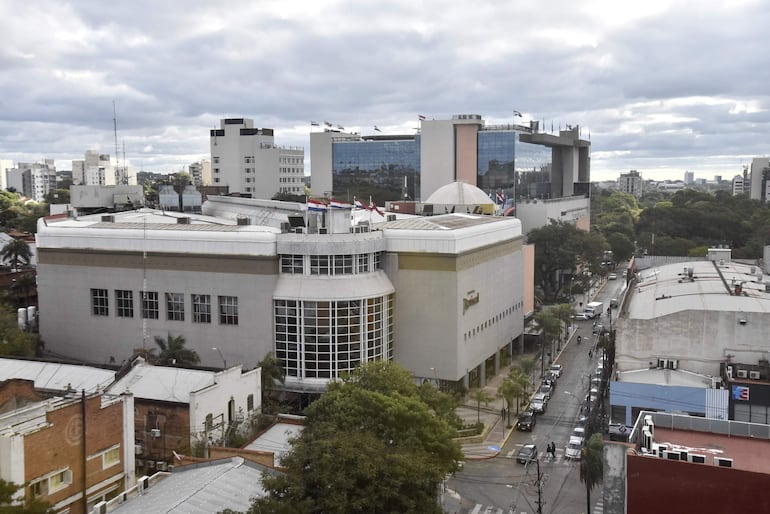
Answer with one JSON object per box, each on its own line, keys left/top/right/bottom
{"left": 517, "top": 356, "right": 538, "bottom": 388}
{"left": 579, "top": 433, "right": 604, "bottom": 514}
{"left": 553, "top": 303, "right": 576, "bottom": 344}
{"left": 1, "top": 238, "right": 31, "bottom": 271}
{"left": 10, "top": 271, "right": 36, "bottom": 308}
{"left": 469, "top": 388, "right": 493, "bottom": 424}
{"left": 499, "top": 368, "right": 530, "bottom": 422}
{"left": 534, "top": 310, "right": 561, "bottom": 373}
{"left": 153, "top": 333, "right": 200, "bottom": 366}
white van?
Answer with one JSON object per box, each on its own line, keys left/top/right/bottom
{"left": 565, "top": 436, "right": 583, "bottom": 460}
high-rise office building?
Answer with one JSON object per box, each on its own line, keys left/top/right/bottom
{"left": 750, "top": 157, "right": 770, "bottom": 202}
{"left": 6, "top": 160, "right": 56, "bottom": 202}
{"left": 210, "top": 118, "right": 304, "bottom": 199}
{"left": 684, "top": 170, "right": 694, "bottom": 184}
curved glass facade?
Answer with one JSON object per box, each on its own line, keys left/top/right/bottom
{"left": 477, "top": 130, "right": 551, "bottom": 197}
{"left": 274, "top": 295, "right": 394, "bottom": 379}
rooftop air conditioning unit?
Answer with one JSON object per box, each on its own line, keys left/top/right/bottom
{"left": 737, "top": 369, "right": 748, "bottom": 379}
{"left": 177, "top": 217, "right": 191, "bottom": 224}
{"left": 135, "top": 444, "right": 143, "bottom": 455}
{"left": 386, "top": 214, "right": 396, "bottom": 222}
{"left": 236, "top": 216, "right": 250, "bottom": 226}
{"left": 319, "top": 228, "right": 328, "bottom": 234}
{"left": 667, "top": 359, "right": 678, "bottom": 370}
{"left": 749, "top": 371, "right": 761, "bottom": 380}
{"left": 715, "top": 457, "right": 733, "bottom": 468}
{"left": 94, "top": 501, "right": 108, "bottom": 514}
{"left": 690, "top": 454, "right": 706, "bottom": 464}
{"left": 280, "top": 222, "right": 290, "bottom": 233}
{"left": 151, "top": 428, "right": 161, "bottom": 438}
{"left": 101, "top": 215, "right": 115, "bottom": 223}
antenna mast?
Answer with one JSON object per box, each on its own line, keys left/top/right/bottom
{"left": 113, "top": 101, "right": 120, "bottom": 179}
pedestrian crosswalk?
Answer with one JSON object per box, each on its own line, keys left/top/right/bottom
{"left": 593, "top": 497, "right": 604, "bottom": 513}
{"left": 468, "top": 505, "right": 506, "bottom": 514}
{"left": 503, "top": 443, "right": 577, "bottom": 465}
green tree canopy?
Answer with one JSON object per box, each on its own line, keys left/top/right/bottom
{"left": 0, "top": 478, "right": 52, "bottom": 513}
{"left": 1, "top": 239, "right": 31, "bottom": 270}
{"left": 251, "top": 361, "right": 462, "bottom": 514}
{"left": 579, "top": 433, "right": 604, "bottom": 514}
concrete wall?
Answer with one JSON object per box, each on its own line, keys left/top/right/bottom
{"left": 420, "top": 120, "right": 457, "bottom": 201}
{"left": 515, "top": 196, "right": 590, "bottom": 235}
{"left": 455, "top": 124, "right": 478, "bottom": 186}
{"left": 36, "top": 251, "right": 277, "bottom": 369}
{"left": 615, "top": 309, "right": 770, "bottom": 376}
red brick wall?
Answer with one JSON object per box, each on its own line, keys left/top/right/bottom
{"left": 0, "top": 379, "right": 42, "bottom": 413}
{"left": 24, "top": 394, "right": 125, "bottom": 514}
{"left": 627, "top": 455, "right": 770, "bottom": 513}
{"left": 134, "top": 401, "right": 190, "bottom": 464}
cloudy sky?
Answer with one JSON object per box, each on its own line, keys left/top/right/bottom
{"left": 1, "top": 0, "right": 768, "bottom": 182}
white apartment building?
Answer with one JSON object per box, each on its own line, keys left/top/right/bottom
{"left": 6, "top": 160, "right": 56, "bottom": 202}
{"left": 73, "top": 151, "right": 115, "bottom": 186}
{"left": 189, "top": 159, "right": 212, "bottom": 187}
{"left": 209, "top": 118, "right": 304, "bottom": 199}
{"left": 0, "top": 159, "right": 12, "bottom": 190}
{"left": 750, "top": 157, "right": 770, "bottom": 202}
{"left": 732, "top": 174, "right": 745, "bottom": 196}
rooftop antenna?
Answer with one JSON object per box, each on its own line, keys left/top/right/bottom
{"left": 113, "top": 101, "right": 121, "bottom": 177}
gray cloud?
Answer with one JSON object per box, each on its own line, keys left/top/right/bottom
{"left": 0, "top": 0, "right": 768, "bottom": 182}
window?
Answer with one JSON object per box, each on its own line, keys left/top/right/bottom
{"left": 31, "top": 469, "right": 73, "bottom": 498}
{"left": 219, "top": 296, "right": 238, "bottom": 325}
{"left": 333, "top": 255, "right": 353, "bottom": 275}
{"left": 142, "top": 291, "right": 159, "bottom": 319}
{"left": 310, "top": 255, "right": 330, "bottom": 275}
{"left": 91, "top": 288, "right": 109, "bottom": 316}
{"left": 281, "top": 254, "right": 303, "bottom": 274}
{"left": 247, "top": 394, "right": 254, "bottom": 411}
{"left": 192, "top": 294, "right": 211, "bottom": 323}
{"left": 102, "top": 446, "right": 120, "bottom": 469}
{"left": 166, "top": 292, "right": 185, "bottom": 321}
{"left": 214, "top": 177, "right": 220, "bottom": 183}
{"left": 373, "top": 252, "right": 382, "bottom": 270}
{"left": 115, "top": 290, "right": 133, "bottom": 318}
{"left": 205, "top": 413, "right": 213, "bottom": 432}
{"left": 213, "top": 157, "right": 220, "bottom": 164}
{"left": 357, "top": 254, "right": 369, "bottom": 273}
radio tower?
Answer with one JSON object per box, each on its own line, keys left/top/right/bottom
{"left": 113, "top": 101, "right": 121, "bottom": 181}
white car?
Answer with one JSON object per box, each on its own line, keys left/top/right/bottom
{"left": 565, "top": 436, "right": 583, "bottom": 460}
{"left": 608, "top": 273, "right": 618, "bottom": 280}
{"left": 574, "top": 312, "right": 591, "bottom": 321}
{"left": 549, "top": 364, "right": 563, "bottom": 378}
{"left": 572, "top": 426, "right": 586, "bottom": 440}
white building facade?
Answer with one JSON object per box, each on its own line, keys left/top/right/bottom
{"left": 210, "top": 118, "right": 304, "bottom": 199}
{"left": 36, "top": 200, "right": 524, "bottom": 390}
{"left": 6, "top": 160, "right": 56, "bottom": 202}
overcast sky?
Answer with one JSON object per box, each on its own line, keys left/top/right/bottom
{"left": 1, "top": 0, "right": 768, "bottom": 182}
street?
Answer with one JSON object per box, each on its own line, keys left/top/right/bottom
{"left": 447, "top": 274, "right": 627, "bottom": 513}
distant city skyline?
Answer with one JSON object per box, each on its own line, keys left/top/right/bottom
{"left": 1, "top": 1, "right": 769, "bottom": 183}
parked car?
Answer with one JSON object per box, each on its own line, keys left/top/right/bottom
{"left": 549, "top": 364, "right": 563, "bottom": 378}
{"left": 575, "top": 312, "right": 591, "bottom": 321}
{"left": 517, "top": 411, "right": 536, "bottom": 431}
{"left": 538, "top": 383, "right": 553, "bottom": 400}
{"left": 610, "top": 298, "right": 619, "bottom": 308}
{"left": 531, "top": 393, "right": 547, "bottom": 413}
{"left": 592, "top": 323, "right": 604, "bottom": 334}
{"left": 543, "top": 375, "right": 557, "bottom": 390}
{"left": 576, "top": 414, "right": 587, "bottom": 428}
{"left": 565, "top": 437, "right": 583, "bottom": 460}
{"left": 608, "top": 272, "right": 618, "bottom": 280}
{"left": 589, "top": 388, "right": 600, "bottom": 403}
{"left": 572, "top": 426, "right": 586, "bottom": 440}
{"left": 516, "top": 444, "right": 538, "bottom": 464}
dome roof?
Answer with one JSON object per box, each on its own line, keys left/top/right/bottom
{"left": 425, "top": 181, "right": 494, "bottom": 205}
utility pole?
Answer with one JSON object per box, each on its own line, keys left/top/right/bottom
{"left": 535, "top": 457, "right": 544, "bottom": 514}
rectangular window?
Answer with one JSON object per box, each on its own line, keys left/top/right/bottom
{"left": 219, "top": 296, "right": 239, "bottom": 325}
{"left": 142, "top": 291, "right": 159, "bottom": 319}
{"left": 310, "top": 255, "right": 330, "bottom": 275}
{"left": 102, "top": 446, "right": 120, "bottom": 469}
{"left": 213, "top": 157, "right": 220, "bottom": 164}
{"left": 115, "top": 290, "right": 133, "bottom": 318}
{"left": 373, "top": 252, "right": 382, "bottom": 270}
{"left": 281, "top": 254, "right": 303, "bottom": 274}
{"left": 333, "top": 255, "right": 353, "bottom": 275}
{"left": 192, "top": 294, "right": 211, "bottom": 323}
{"left": 91, "top": 288, "right": 109, "bottom": 316}
{"left": 166, "top": 292, "right": 185, "bottom": 321}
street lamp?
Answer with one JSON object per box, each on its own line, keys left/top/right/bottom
{"left": 429, "top": 367, "right": 440, "bottom": 389}
{"left": 211, "top": 347, "right": 226, "bottom": 369}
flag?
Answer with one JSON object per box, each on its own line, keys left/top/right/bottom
{"left": 329, "top": 198, "right": 352, "bottom": 209}
{"left": 513, "top": 110, "right": 522, "bottom": 117}
{"left": 496, "top": 191, "right": 505, "bottom": 204}
{"left": 353, "top": 196, "right": 369, "bottom": 210}
{"left": 418, "top": 114, "right": 426, "bottom": 121}
{"left": 374, "top": 125, "right": 381, "bottom": 132}
{"left": 732, "top": 385, "right": 750, "bottom": 401}
{"left": 369, "top": 197, "right": 384, "bottom": 216}
{"left": 307, "top": 199, "right": 327, "bottom": 212}
{"left": 310, "top": 121, "right": 320, "bottom": 126}
{"left": 324, "top": 121, "right": 332, "bottom": 127}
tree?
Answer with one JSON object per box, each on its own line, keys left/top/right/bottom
{"left": 0, "top": 478, "right": 52, "bottom": 513}
{"left": 469, "top": 388, "right": 493, "bottom": 424}
{"left": 0, "top": 307, "right": 41, "bottom": 357}
{"left": 499, "top": 368, "right": 529, "bottom": 422}
{"left": 579, "top": 433, "right": 604, "bottom": 514}
{"left": 257, "top": 351, "right": 285, "bottom": 392}
{"left": 153, "top": 333, "right": 200, "bottom": 366}
{"left": 533, "top": 310, "right": 561, "bottom": 372}
{"left": 517, "top": 355, "right": 538, "bottom": 388}
{"left": 9, "top": 272, "right": 36, "bottom": 308}
{"left": 552, "top": 303, "right": 576, "bottom": 344}
{"left": 251, "top": 361, "right": 461, "bottom": 513}
{"left": 1, "top": 239, "right": 31, "bottom": 270}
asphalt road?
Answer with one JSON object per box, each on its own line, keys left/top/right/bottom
{"left": 447, "top": 274, "right": 628, "bottom": 514}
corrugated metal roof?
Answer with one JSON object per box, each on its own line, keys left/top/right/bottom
{"left": 108, "top": 362, "right": 215, "bottom": 403}
{"left": 0, "top": 358, "right": 114, "bottom": 393}
{"left": 244, "top": 422, "right": 303, "bottom": 467}
{"left": 111, "top": 457, "right": 270, "bottom": 513}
